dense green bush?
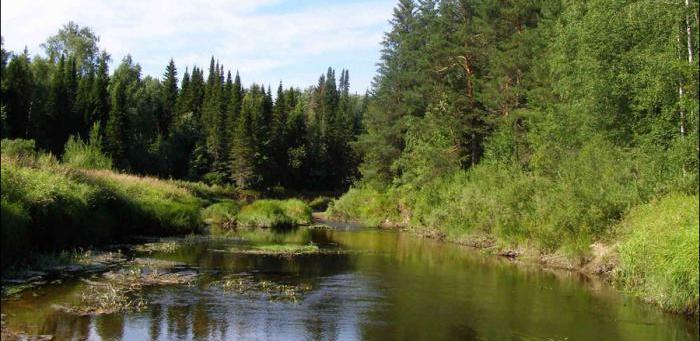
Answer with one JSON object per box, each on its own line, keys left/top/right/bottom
{"left": 62, "top": 125, "right": 113, "bottom": 170}
{"left": 615, "top": 194, "right": 699, "bottom": 315}
{"left": 327, "top": 187, "right": 401, "bottom": 227}
{"left": 202, "top": 200, "right": 240, "bottom": 225}
{"left": 280, "top": 199, "right": 313, "bottom": 225}
{"left": 237, "top": 199, "right": 312, "bottom": 229}
{"left": 1, "top": 138, "right": 37, "bottom": 161}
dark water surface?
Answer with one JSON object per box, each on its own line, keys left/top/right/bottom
{"left": 2, "top": 225, "right": 698, "bottom": 340}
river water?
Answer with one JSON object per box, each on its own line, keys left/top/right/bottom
{"left": 1, "top": 224, "right": 698, "bottom": 340}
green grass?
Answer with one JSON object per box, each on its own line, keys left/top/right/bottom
{"left": 308, "top": 196, "right": 332, "bottom": 211}
{"left": 244, "top": 244, "right": 319, "bottom": 255}
{"left": 0, "top": 140, "right": 232, "bottom": 268}
{"left": 280, "top": 199, "right": 313, "bottom": 225}
{"left": 237, "top": 199, "right": 311, "bottom": 229}
{"left": 614, "top": 194, "right": 699, "bottom": 315}
{"left": 327, "top": 144, "right": 699, "bottom": 314}
{"left": 201, "top": 200, "right": 241, "bottom": 225}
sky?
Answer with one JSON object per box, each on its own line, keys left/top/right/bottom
{"left": 1, "top": 0, "right": 396, "bottom": 94}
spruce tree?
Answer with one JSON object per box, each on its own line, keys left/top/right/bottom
{"left": 160, "top": 58, "right": 178, "bottom": 136}
{"left": 4, "top": 49, "right": 34, "bottom": 139}
{"left": 91, "top": 53, "right": 110, "bottom": 136}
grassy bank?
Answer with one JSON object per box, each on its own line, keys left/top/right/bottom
{"left": 0, "top": 140, "right": 230, "bottom": 268}
{"left": 327, "top": 150, "right": 699, "bottom": 314}
{"left": 614, "top": 194, "right": 699, "bottom": 315}
{"left": 202, "top": 199, "right": 312, "bottom": 229}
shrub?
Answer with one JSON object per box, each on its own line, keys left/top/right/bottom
{"left": 308, "top": 196, "right": 332, "bottom": 211}
{"left": 237, "top": 199, "right": 313, "bottom": 229}
{"left": 202, "top": 200, "right": 240, "bottom": 225}
{"left": 280, "top": 199, "right": 312, "bottom": 225}
{"left": 1, "top": 138, "right": 36, "bottom": 161}
{"left": 62, "top": 130, "right": 113, "bottom": 170}
{"left": 237, "top": 200, "right": 292, "bottom": 229}
{"left": 615, "top": 194, "right": 699, "bottom": 315}
{"left": 327, "top": 187, "right": 400, "bottom": 226}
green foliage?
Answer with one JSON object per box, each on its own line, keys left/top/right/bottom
{"left": 327, "top": 187, "right": 400, "bottom": 227}
{"left": 615, "top": 194, "right": 699, "bottom": 315}
{"left": 62, "top": 123, "right": 112, "bottom": 170}
{"left": 279, "top": 199, "right": 313, "bottom": 225}
{"left": 237, "top": 199, "right": 312, "bottom": 229}
{"left": 308, "top": 196, "right": 332, "bottom": 211}
{"left": 0, "top": 138, "right": 36, "bottom": 160}
{"left": 201, "top": 200, "right": 240, "bottom": 225}
{"left": 0, "top": 147, "right": 231, "bottom": 267}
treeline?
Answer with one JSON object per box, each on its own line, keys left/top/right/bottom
{"left": 331, "top": 0, "right": 698, "bottom": 313}
{"left": 0, "top": 23, "right": 365, "bottom": 191}
{"left": 358, "top": 0, "right": 698, "bottom": 189}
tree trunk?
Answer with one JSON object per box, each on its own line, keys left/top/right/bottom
{"left": 685, "top": 0, "right": 694, "bottom": 63}
{"left": 677, "top": 34, "right": 687, "bottom": 137}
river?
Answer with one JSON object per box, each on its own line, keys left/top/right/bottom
{"left": 1, "top": 223, "right": 698, "bottom": 340}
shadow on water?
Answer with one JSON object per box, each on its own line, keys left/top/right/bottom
{"left": 2, "top": 226, "right": 698, "bottom": 340}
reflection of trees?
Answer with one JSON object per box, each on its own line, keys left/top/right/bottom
{"left": 40, "top": 312, "right": 90, "bottom": 340}
{"left": 95, "top": 314, "right": 124, "bottom": 340}
{"left": 166, "top": 302, "right": 190, "bottom": 339}
{"left": 149, "top": 304, "right": 162, "bottom": 340}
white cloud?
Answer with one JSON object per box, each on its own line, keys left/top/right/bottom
{"left": 1, "top": 0, "right": 395, "bottom": 91}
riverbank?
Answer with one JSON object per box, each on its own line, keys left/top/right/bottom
{"left": 325, "top": 188, "right": 699, "bottom": 316}
{"left": 0, "top": 140, "right": 314, "bottom": 269}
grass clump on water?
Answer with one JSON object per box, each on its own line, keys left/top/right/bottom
{"left": 242, "top": 244, "right": 319, "bottom": 255}
{"left": 237, "top": 199, "right": 312, "bottom": 229}
{"left": 614, "top": 194, "right": 699, "bottom": 315}
{"left": 201, "top": 200, "right": 240, "bottom": 225}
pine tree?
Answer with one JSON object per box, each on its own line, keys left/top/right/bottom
{"left": 176, "top": 66, "right": 190, "bottom": 114}
{"left": 160, "top": 58, "right": 178, "bottom": 136}
{"left": 47, "top": 55, "right": 70, "bottom": 153}
{"left": 105, "top": 55, "right": 141, "bottom": 169}
{"left": 230, "top": 87, "right": 257, "bottom": 188}
{"left": 91, "top": 52, "right": 110, "bottom": 136}
{"left": 73, "top": 65, "right": 94, "bottom": 137}
{"left": 4, "top": 49, "right": 34, "bottom": 139}
{"left": 105, "top": 79, "right": 130, "bottom": 169}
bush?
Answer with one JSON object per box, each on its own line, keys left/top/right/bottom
{"left": 237, "top": 199, "right": 313, "bottom": 229}
{"left": 62, "top": 132, "right": 112, "bottom": 170}
{"left": 615, "top": 194, "right": 699, "bottom": 315}
{"left": 280, "top": 199, "right": 313, "bottom": 225}
{"left": 327, "top": 187, "right": 400, "bottom": 226}
{"left": 202, "top": 200, "right": 240, "bottom": 225}
{"left": 237, "top": 200, "right": 292, "bottom": 229}
{"left": 1, "top": 138, "right": 36, "bottom": 161}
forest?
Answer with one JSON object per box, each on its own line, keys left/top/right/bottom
{"left": 0, "top": 0, "right": 699, "bottom": 330}
{"left": 1, "top": 23, "right": 366, "bottom": 191}
{"left": 328, "top": 0, "right": 699, "bottom": 314}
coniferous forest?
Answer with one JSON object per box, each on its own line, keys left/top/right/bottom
{"left": 1, "top": 23, "right": 365, "bottom": 191}
{"left": 1, "top": 0, "right": 699, "bottom": 339}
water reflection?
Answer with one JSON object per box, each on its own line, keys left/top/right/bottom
{"left": 1, "top": 227, "right": 697, "bottom": 340}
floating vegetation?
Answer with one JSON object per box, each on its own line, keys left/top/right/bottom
{"left": 212, "top": 275, "right": 313, "bottom": 303}
{"left": 242, "top": 244, "right": 320, "bottom": 255}
{"left": 132, "top": 241, "right": 181, "bottom": 254}
{"left": 53, "top": 260, "right": 198, "bottom": 316}
{"left": 53, "top": 280, "right": 147, "bottom": 316}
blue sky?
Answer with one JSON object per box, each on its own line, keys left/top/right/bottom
{"left": 1, "top": 0, "right": 396, "bottom": 93}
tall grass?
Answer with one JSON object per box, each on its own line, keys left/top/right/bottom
{"left": 237, "top": 199, "right": 313, "bottom": 229}
{"left": 62, "top": 124, "right": 112, "bottom": 170}
{"left": 328, "top": 138, "right": 698, "bottom": 313}
{"left": 614, "top": 194, "right": 699, "bottom": 315}
{"left": 0, "top": 139, "right": 229, "bottom": 268}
